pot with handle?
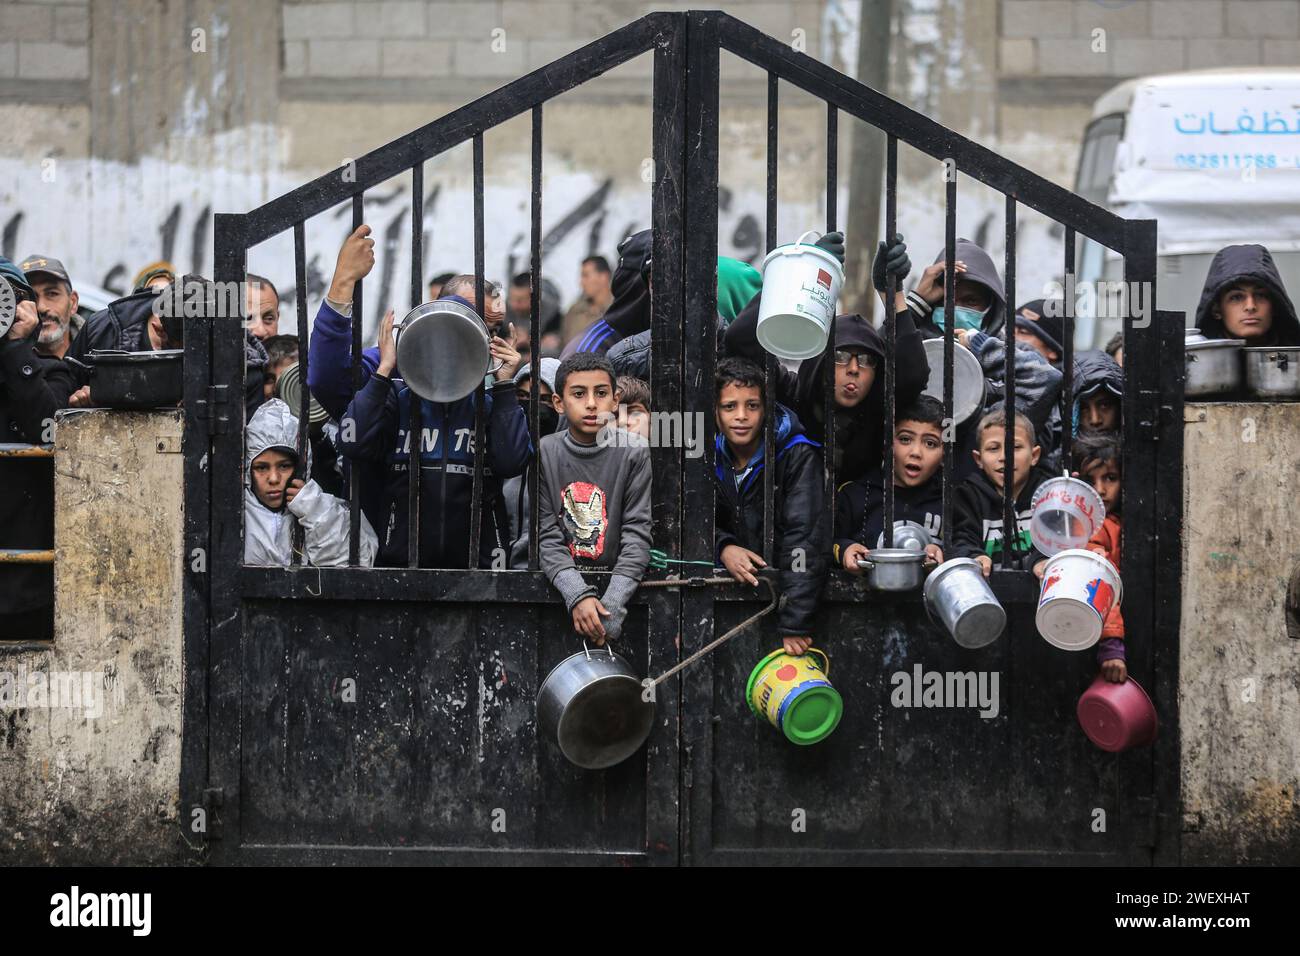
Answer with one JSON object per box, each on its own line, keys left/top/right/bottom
{"left": 1184, "top": 334, "right": 1244, "bottom": 397}
{"left": 1244, "top": 346, "right": 1300, "bottom": 400}
{"left": 923, "top": 557, "right": 1007, "bottom": 649}
{"left": 857, "top": 548, "right": 929, "bottom": 591}
{"left": 536, "top": 640, "right": 655, "bottom": 770}
{"left": 65, "top": 349, "right": 184, "bottom": 409}
{"left": 395, "top": 299, "right": 504, "bottom": 403}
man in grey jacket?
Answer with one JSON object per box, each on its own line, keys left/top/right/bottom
{"left": 537, "top": 352, "right": 652, "bottom": 646}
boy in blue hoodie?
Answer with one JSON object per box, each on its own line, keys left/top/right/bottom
{"left": 713, "top": 358, "right": 826, "bottom": 656}
{"left": 337, "top": 309, "right": 531, "bottom": 568}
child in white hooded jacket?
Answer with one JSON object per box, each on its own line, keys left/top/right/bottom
{"left": 244, "top": 399, "right": 377, "bottom": 566}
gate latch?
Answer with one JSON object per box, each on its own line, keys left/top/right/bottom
{"left": 196, "top": 385, "right": 230, "bottom": 435}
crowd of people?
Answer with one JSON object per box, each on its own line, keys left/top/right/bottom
{"left": 3, "top": 223, "right": 1297, "bottom": 684}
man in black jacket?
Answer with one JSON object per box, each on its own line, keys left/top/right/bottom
{"left": 713, "top": 357, "right": 826, "bottom": 657}
{"left": 0, "top": 260, "right": 77, "bottom": 640}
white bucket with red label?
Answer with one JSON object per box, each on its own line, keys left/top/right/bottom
{"left": 756, "top": 231, "right": 844, "bottom": 360}
{"left": 1035, "top": 548, "right": 1123, "bottom": 650}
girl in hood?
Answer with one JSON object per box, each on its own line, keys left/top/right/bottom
{"left": 1194, "top": 244, "right": 1300, "bottom": 346}
{"left": 244, "top": 399, "right": 377, "bottom": 566}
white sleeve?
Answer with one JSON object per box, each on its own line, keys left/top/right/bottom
{"left": 289, "top": 479, "right": 378, "bottom": 568}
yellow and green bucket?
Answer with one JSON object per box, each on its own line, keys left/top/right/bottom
{"left": 745, "top": 648, "right": 843, "bottom": 745}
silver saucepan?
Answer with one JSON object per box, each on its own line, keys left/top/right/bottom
{"left": 857, "top": 548, "right": 929, "bottom": 591}
{"left": 1244, "top": 346, "right": 1300, "bottom": 400}
{"left": 394, "top": 299, "right": 503, "bottom": 403}
{"left": 1184, "top": 332, "right": 1244, "bottom": 397}
{"left": 536, "top": 641, "right": 655, "bottom": 770}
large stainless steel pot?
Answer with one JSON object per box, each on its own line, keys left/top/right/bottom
{"left": 857, "top": 548, "right": 927, "bottom": 591}
{"left": 536, "top": 642, "right": 655, "bottom": 770}
{"left": 1184, "top": 333, "right": 1244, "bottom": 397}
{"left": 1244, "top": 346, "right": 1300, "bottom": 400}
{"left": 923, "top": 557, "right": 1006, "bottom": 649}
{"left": 394, "top": 299, "right": 502, "bottom": 403}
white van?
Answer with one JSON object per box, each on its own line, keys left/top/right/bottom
{"left": 1074, "top": 68, "right": 1300, "bottom": 348}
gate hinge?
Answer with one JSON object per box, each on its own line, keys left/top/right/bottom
{"left": 196, "top": 385, "right": 230, "bottom": 435}
{"left": 202, "top": 786, "right": 225, "bottom": 841}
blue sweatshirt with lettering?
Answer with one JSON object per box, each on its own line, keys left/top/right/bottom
{"left": 338, "top": 372, "right": 532, "bottom": 569}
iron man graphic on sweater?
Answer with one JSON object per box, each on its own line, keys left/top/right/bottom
{"left": 561, "top": 481, "right": 607, "bottom": 560}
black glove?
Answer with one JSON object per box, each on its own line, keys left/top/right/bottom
{"left": 872, "top": 234, "right": 911, "bottom": 293}
{"left": 813, "top": 231, "right": 846, "bottom": 266}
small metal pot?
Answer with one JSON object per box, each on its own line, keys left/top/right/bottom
{"left": 1184, "top": 336, "right": 1244, "bottom": 397}
{"left": 1244, "top": 346, "right": 1300, "bottom": 400}
{"left": 536, "top": 642, "right": 654, "bottom": 770}
{"left": 857, "top": 548, "right": 927, "bottom": 591}
{"left": 923, "top": 557, "right": 1007, "bottom": 649}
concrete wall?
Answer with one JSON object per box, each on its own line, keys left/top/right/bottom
{"left": 1180, "top": 402, "right": 1300, "bottom": 864}
{"left": 0, "top": 409, "right": 187, "bottom": 865}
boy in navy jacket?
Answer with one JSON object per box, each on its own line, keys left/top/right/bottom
{"left": 338, "top": 310, "right": 531, "bottom": 568}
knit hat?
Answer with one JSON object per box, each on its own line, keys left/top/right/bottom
{"left": 1014, "top": 298, "right": 1066, "bottom": 354}
{"left": 514, "top": 356, "right": 560, "bottom": 392}
{"left": 0, "top": 256, "right": 34, "bottom": 298}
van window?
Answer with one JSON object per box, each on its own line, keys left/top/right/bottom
{"left": 1075, "top": 114, "right": 1124, "bottom": 203}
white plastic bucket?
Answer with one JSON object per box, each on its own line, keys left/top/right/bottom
{"left": 1029, "top": 476, "right": 1105, "bottom": 557}
{"left": 1035, "top": 548, "right": 1123, "bottom": 650}
{"left": 756, "top": 231, "right": 844, "bottom": 360}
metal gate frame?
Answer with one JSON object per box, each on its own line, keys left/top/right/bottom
{"left": 182, "top": 10, "right": 1183, "bottom": 865}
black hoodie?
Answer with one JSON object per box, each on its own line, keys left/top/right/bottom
{"left": 1194, "top": 244, "right": 1300, "bottom": 346}
{"left": 950, "top": 464, "right": 1054, "bottom": 569}
{"left": 832, "top": 466, "right": 944, "bottom": 565}
{"left": 905, "top": 238, "right": 1007, "bottom": 340}
{"left": 724, "top": 303, "right": 929, "bottom": 482}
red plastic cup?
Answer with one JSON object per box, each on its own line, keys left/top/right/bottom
{"left": 1076, "top": 673, "right": 1158, "bottom": 752}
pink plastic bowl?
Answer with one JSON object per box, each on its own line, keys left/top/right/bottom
{"left": 1076, "top": 674, "right": 1158, "bottom": 752}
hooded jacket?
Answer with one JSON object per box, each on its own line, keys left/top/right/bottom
{"left": 339, "top": 371, "right": 531, "bottom": 569}
{"left": 243, "top": 399, "right": 377, "bottom": 566}
{"left": 714, "top": 404, "right": 826, "bottom": 638}
{"left": 724, "top": 303, "right": 929, "bottom": 483}
{"left": 950, "top": 464, "right": 1054, "bottom": 569}
{"left": 1194, "top": 244, "right": 1300, "bottom": 346}
{"left": 832, "top": 466, "right": 944, "bottom": 564}
{"left": 905, "top": 238, "right": 1007, "bottom": 339}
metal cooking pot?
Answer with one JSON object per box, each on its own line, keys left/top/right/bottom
{"left": 881, "top": 520, "right": 932, "bottom": 552}
{"left": 1184, "top": 334, "right": 1244, "bottom": 397}
{"left": 922, "top": 337, "right": 987, "bottom": 424}
{"left": 1244, "top": 346, "right": 1300, "bottom": 400}
{"left": 67, "top": 349, "right": 184, "bottom": 409}
{"left": 857, "top": 548, "right": 928, "bottom": 591}
{"left": 536, "top": 642, "right": 655, "bottom": 770}
{"left": 394, "top": 299, "right": 502, "bottom": 403}
{"left": 923, "top": 557, "right": 1006, "bottom": 649}
{"left": 275, "top": 361, "right": 330, "bottom": 424}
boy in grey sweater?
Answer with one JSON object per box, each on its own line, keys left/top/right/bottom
{"left": 538, "top": 352, "right": 653, "bottom": 645}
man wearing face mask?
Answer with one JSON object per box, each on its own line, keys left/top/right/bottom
{"left": 903, "top": 238, "right": 1007, "bottom": 340}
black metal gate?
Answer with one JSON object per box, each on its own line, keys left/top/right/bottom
{"left": 182, "top": 10, "right": 1184, "bottom": 865}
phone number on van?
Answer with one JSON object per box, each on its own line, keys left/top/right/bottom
{"left": 1173, "top": 153, "right": 1295, "bottom": 170}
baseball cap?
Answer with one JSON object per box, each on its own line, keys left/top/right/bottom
{"left": 19, "top": 254, "right": 71, "bottom": 286}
